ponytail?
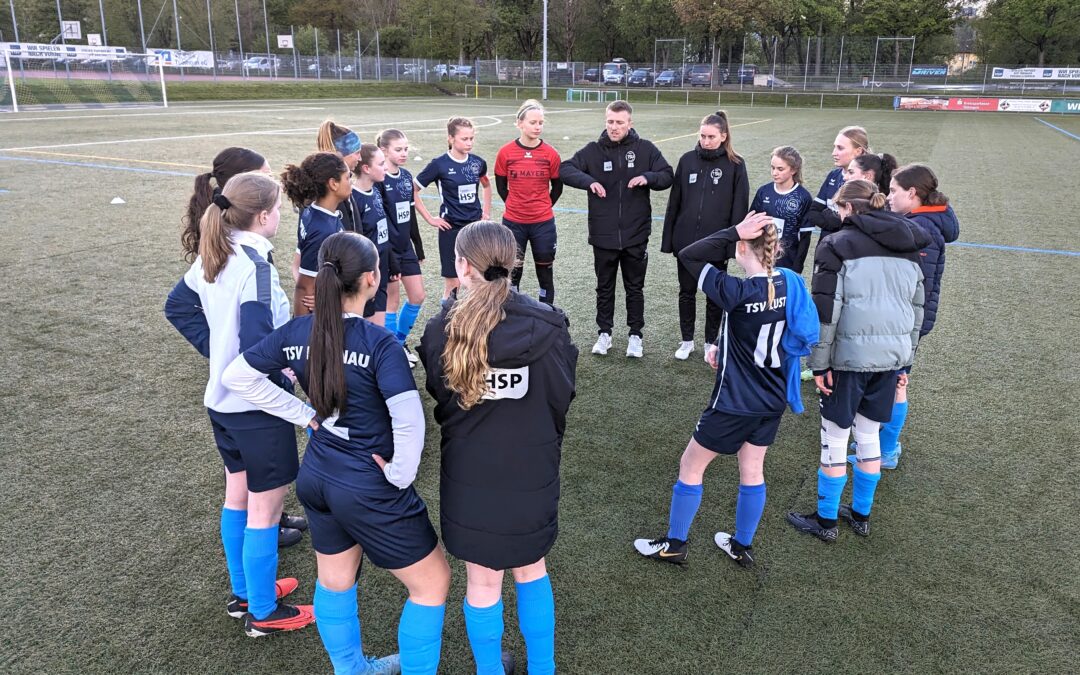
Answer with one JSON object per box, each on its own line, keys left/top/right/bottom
{"left": 442, "top": 221, "right": 519, "bottom": 410}
{"left": 281, "top": 152, "right": 347, "bottom": 209}
{"left": 308, "top": 232, "right": 379, "bottom": 418}
{"left": 376, "top": 128, "right": 406, "bottom": 149}
{"left": 198, "top": 171, "right": 280, "bottom": 282}
{"left": 893, "top": 163, "right": 948, "bottom": 207}
{"left": 701, "top": 110, "right": 742, "bottom": 165}
{"left": 182, "top": 147, "right": 265, "bottom": 261}
{"left": 834, "top": 179, "right": 887, "bottom": 215}
{"left": 850, "top": 152, "right": 899, "bottom": 194}
{"left": 747, "top": 222, "right": 781, "bottom": 305}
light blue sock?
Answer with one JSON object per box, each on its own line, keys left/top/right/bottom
{"left": 396, "top": 302, "right": 422, "bottom": 344}
{"left": 463, "top": 599, "right": 505, "bottom": 675}
{"left": 220, "top": 507, "right": 247, "bottom": 598}
{"left": 666, "top": 480, "right": 703, "bottom": 542}
{"left": 880, "top": 401, "right": 908, "bottom": 457}
{"left": 242, "top": 525, "right": 279, "bottom": 620}
{"left": 816, "top": 469, "right": 847, "bottom": 523}
{"left": 314, "top": 582, "right": 361, "bottom": 675}
{"left": 516, "top": 575, "right": 555, "bottom": 675}
{"left": 851, "top": 466, "right": 882, "bottom": 518}
{"left": 384, "top": 312, "right": 398, "bottom": 339}
{"left": 734, "top": 483, "right": 766, "bottom": 547}
{"left": 398, "top": 600, "right": 445, "bottom": 675}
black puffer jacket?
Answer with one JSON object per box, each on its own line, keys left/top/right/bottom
{"left": 419, "top": 292, "right": 578, "bottom": 570}
{"left": 661, "top": 145, "right": 749, "bottom": 254}
{"left": 560, "top": 129, "right": 673, "bottom": 250}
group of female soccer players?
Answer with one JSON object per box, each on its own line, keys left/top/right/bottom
{"left": 165, "top": 100, "right": 959, "bottom": 673}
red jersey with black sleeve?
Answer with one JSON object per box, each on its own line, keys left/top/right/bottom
{"left": 495, "top": 139, "right": 561, "bottom": 224}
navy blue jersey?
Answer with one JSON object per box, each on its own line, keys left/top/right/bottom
{"left": 815, "top": 168, "right": 845, "bottom": 210}
{"left": 297, "top": 205, "right": 344, "bottom": 278}
{"left": 242, "top": 314, "right": 417, "bottom": 492}
{"left": 380, "top": 168, "right": 416, "bottom": 255}
{"left": 416, "top": 152, "right": 487, "bottom": 225}
{"left": 350, "top": 186, "right": 391, "bottom": 255}
{"left": 700, "top": 265, "right": 789, "bottom": 415}
{"left": 750, "top": 182, "right": 813, "bottom": 254}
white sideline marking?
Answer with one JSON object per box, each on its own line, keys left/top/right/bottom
{"left": 0, "top": 106, "right": 327, "bottom": 123}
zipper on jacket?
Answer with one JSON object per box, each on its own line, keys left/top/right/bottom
{"left": 617, "top": 146, "right": 624, "bottom": 249}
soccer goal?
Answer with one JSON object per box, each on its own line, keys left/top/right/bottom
{"left": 566, "top": 88, "right": 622, "bottom": 103}
{"left": 1, "top": 49, "right": 167, "bottom": 113}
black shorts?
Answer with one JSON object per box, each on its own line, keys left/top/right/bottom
{"left": 208, "top": 409, "right": 299, "bottom": 492}
{"left": 364, "top": 245, "right": 391, "bottom": 315}
{"left": 692, "top": 407, "right": 783, "bottom": 455}
{"left": 503, "top": 217, "right": 557, "bottom": 262}
{"left": 296, "top": 467, "right": 439, "bottom": 570}
{"left": 396, "top": 245, "right": 422, "bottom": 277}
{"left": 819, "top": 370, "right": 896, "bottom": 428}
{"left": 438, "top": 223, "right": 466, "bottom": 278}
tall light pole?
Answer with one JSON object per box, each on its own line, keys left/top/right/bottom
{"left": 541, "top": 0, "right": 548, "bottom": 100}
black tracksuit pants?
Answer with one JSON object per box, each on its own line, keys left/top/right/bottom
{"left": 677, "top": 259, "right": 722, "bottom": 343}
{"left": 593, "top": 242, "right": 647, "bottom": 337}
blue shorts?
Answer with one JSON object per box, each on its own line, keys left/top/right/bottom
{"left": 438, "top": 223, "right": 467, "bottom": 278}
{"left": 296, "top": 467, "right": 439, "bottom": 569}
{"left": 208, "top": 409, "right": 299, "bottom": 492}
{"left": 503, "top": 217, "right": 557, "bottom": 262}
{"left": 364, "top": 245, "right": 391, "bottom": 315}
{"left": 819, "top": 370, "right": 896, "bottom": 428}
{"left": 692, "top": 408, "right": 783, "bottom": 455}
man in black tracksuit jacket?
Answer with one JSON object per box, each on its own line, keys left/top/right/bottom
{"left": 560, "top": 101, "right": 673, "bottom": 355}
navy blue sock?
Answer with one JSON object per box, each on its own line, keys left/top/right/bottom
{"left": 398, "top": 600, "right": 445, "bottom": 675}
{"left": 851, "top": 466, "right": 882, "bottom": 517}
{"left": 242, "top": 525, "right": 279, "bottom": 620}
{"left": 220, "top": 507, "right": 247, "bottom": 598}
{"left": 314, "top": 581, "right": 361, "bottom": 675}
{"left": 880, "top": 401, "right": 908, "bottom": 457}
{"left": 666, "top": 480, "right": 703, "bottom": 542}
{"left": 734, "top": 483, "right": 766, "bottom": 547}
{"left": 463, "top": 599, "right": 505, "bottom": 675}
{"left": 396, "top": 302, "right": 422, "bottom": 343}
{"left": 516, "top": 575, "right": 555, "bottom": 675}
{"left": 816, "top": 469, "right": 847, "bottom": 523}
{"left": 384, "top": 312, "right": 398, "bottom": 340}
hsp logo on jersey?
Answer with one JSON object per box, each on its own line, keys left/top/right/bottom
{"left": 482, "top": 366, "right": 529, "bottom": 400}
{"left": 603, "top": 161, "right": 613, "bottom": 172}
{"left": 689, "top": 173, "right": 698, "bottom": 184}
{"left": 625, "top": 151, "right": 636, "bottom": 168}
{"left": 710, "top": 168, "right": 723, "bottom": 184}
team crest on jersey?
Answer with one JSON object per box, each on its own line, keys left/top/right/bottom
{"left": 397, "top": 179, "right": 413, "bottom": 199}
{"left": 710, "top": 168, "right": 723, "bottom": 184}
{"left": 482, "top": 366, "right": 529, "bottom": 400}
{"left": 625, "top": 150, "right": 636, "bottom": 168}
{"left": 782, "top": 197, "right": 802, "bottom": 215}
{"left": 463, "top": 159, "right": 483, "bottom": 182}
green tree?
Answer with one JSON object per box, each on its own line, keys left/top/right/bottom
{"left": 979, "top": 0, "right": 1080, "bottom": 65}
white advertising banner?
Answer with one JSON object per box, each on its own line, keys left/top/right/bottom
{"left": 992, "top": 67, "right": 1080, "bottom": 80}
{"left": 0, "top": 42, "right": 127, "bottom": 60}
{"left": 147, "top": 49, "right": 216, "bottom": 68}
{"left": 996, "top": 98, "right": 1053, "bottom": 112}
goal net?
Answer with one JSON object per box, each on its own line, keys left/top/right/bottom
{"left": 2, "top": 48, "right": 167, "bottom": 113}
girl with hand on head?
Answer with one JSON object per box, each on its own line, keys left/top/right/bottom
{"left": 223, "top": 231, "right": 451, "bottom": 675}
{"left": 281, "top": 152, "right": 353, "bottom": 316}
{"left": 166, "top": 171, "right": 316, "bottom": 638}
{"left": 750, "top": 146, "right": 813, "bottom": 272}
{"left": 416, "top": 117, "right": 492, "bottom": 300}
{"left": 377, "top": 129, "right": 427, "bottom": 364}
{"left": 420, "top": 221, "right": 578, "bottom": 675}
{"left": 495, "top": 99, "right": 564, "bottom": 306}
{"left": 660, "top": 110, "right": 749, "bottom": 364}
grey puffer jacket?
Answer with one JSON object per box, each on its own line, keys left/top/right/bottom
{"left": 809, "top": 209, "right": 930, "bottom": 373}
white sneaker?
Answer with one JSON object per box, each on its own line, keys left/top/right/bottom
{"left": 403, "top": 346, "right": 417, "bottom": 369}
{"left": 626, "top": 335, "right": 643, "bottom": 358}
{"left": 704, "top": 343, "right": 719, "bottom": 366}
{"left": 674, "top": 341, "right": 695, "bottom": 360}
{"left": 591, "top": 333, "right": 612, "bottom": 355}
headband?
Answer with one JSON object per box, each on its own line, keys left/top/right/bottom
{"left": 333, "top": 130, "right": 361, "bottom": 157}
{"left": 517, "top": 103, "right": 543, "bottom": 120}
{"left": 483, "top": 265, "right": 509, "bottom": 281}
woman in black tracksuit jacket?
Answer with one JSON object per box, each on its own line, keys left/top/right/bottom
{"left": 661, "top": 111, "right": 750, "bottom": 363}
{"left": 419, "top": 221, "right": 577, "bottom": 674}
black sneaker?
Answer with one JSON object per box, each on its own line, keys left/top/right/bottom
{"left": 243, "top": 602, "right": 315, "bottom": 637}
{"left": 786, "top": 511, "right": 838, "bottom": 543}
{"left": 713, "top": 531, "right": 756, "bottom": 568}
{"left": 501, "top": 649, "right": 516, "bottom": 675}
{"left": 838, "top": 504, "right": 870, "bottom": 537}
{"left": 226, "top": 577, "right": 299, "bottom": 618}
{"left": 633, "top": 536, "right": 689, "bottom": 565}
{"left": 280, "top": 511, "right": 308, "bottom": 531}
{"left": 278, "top": 526, "right": 303, "bottom": 548}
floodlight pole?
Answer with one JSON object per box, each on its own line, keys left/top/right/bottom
{"left": 55, "top": 0, "right": 65, "bottom": 45}
{"left": 541, "top": 0, "right": 548, "bottom": 100}
{"left": 870, "top": 37, "right": 879, "bottom": 88}
{"left": 234, "top": 0, "right": 244, "bottom": 62}
{"left": 8, "top": 0, "right": 18, "bottom": 42}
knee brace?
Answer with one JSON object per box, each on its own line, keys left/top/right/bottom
{"left": 819, "top": 417, "right": 851, "bottom": 468}
{"left": 852, "top": 413, "right": 882, "bottom": 463}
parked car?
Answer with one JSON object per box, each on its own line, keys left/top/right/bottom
{"left": 737, "top": 64, "right": 758, "bottom": 84}
{"left": 453, "top": 65, "right": 475, "bottom": 80}
{"left": 655, "top": 69, "right": 681, "bottom": 87}
{"left": 628, "top": 69, "right": 654, "bottom": 87}
{"left": 243, "top": 56, "right": 280, "bottom": 71}
{"left": 602, "top": 58, "right": 630, "bottom": 85}
{"left": 688, "top": 64, "right": 713, "bottom": 87}
{"left": 582, "top": 68, "right": 600, "bottom": 83}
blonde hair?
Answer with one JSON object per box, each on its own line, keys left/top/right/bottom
{"left": 447, "top": 116, "right": 475, "bottom": 149}
{"left": 746, "top": 222, "right": 782, "bottom": 305}
{"left": 834, "top": 179, "right": 888, "bottom": 214}
{"left": 516, "top": 99, "right": 544, "bottom": 121}
{"left": 771, "top": 145, "right": 804, "bottom": 185}
{"left": 839, "top": 126, "right": 871, "bottom": 155}
{"left": 376, "top": 128, "right": 406, "bottom": 149}
{"left": 198, "top": 172, "right": 280, "bottom": 282}
{"left": 317, "top": 119, "right": 353, "bottom": 153}
{"left": 442, "top": 221, "right": 520, "bottom": 410}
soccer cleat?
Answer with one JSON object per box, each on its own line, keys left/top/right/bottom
{"left": 243, "top": 602, "right": 315, "bottom": 637}
{"left": 626, "top": 335, "right": 643, "bottom": 358}
{"left": 227, "top": 577, "right": 300, "bottom": 618}
{"left": 278, "top": 526, "right": 303, "bottom": 548}
{"left": 838, "top": 505, "right": 870, "bottom": 537}
{"left": 714, "top": 531, "right": 756, "bottom": 568}
{"left": 674, "top": 341, "right": 695, "bottom": 360}
{"left": 280, "top": 511, "right": 308, "bottom": 531}
{"left": 785, "top": 511, "right": 838, "bottom": 543}
{"left": 633, "top": 536, "right": 689, "bottom": 565}
{"left": 403, "top": 345, "right": 417, "bottom": 369}
{"left": 501, "top": 649, "right": 516, "bottom": 675}
{"left": 591, "top": 332, "right": 612, "bottom": 356}
{"left": 360, "top": 653, "right": 402, "bottom": 675}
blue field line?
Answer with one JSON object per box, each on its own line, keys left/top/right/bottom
{"left": 0, "top": 155, "right": 197, "bottom": 177}
{"left": 0, "top": 188, "right": 10, "bottom": 193}
{"left": 1033, "top": 117, "right": 1080, "bottom": 142}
